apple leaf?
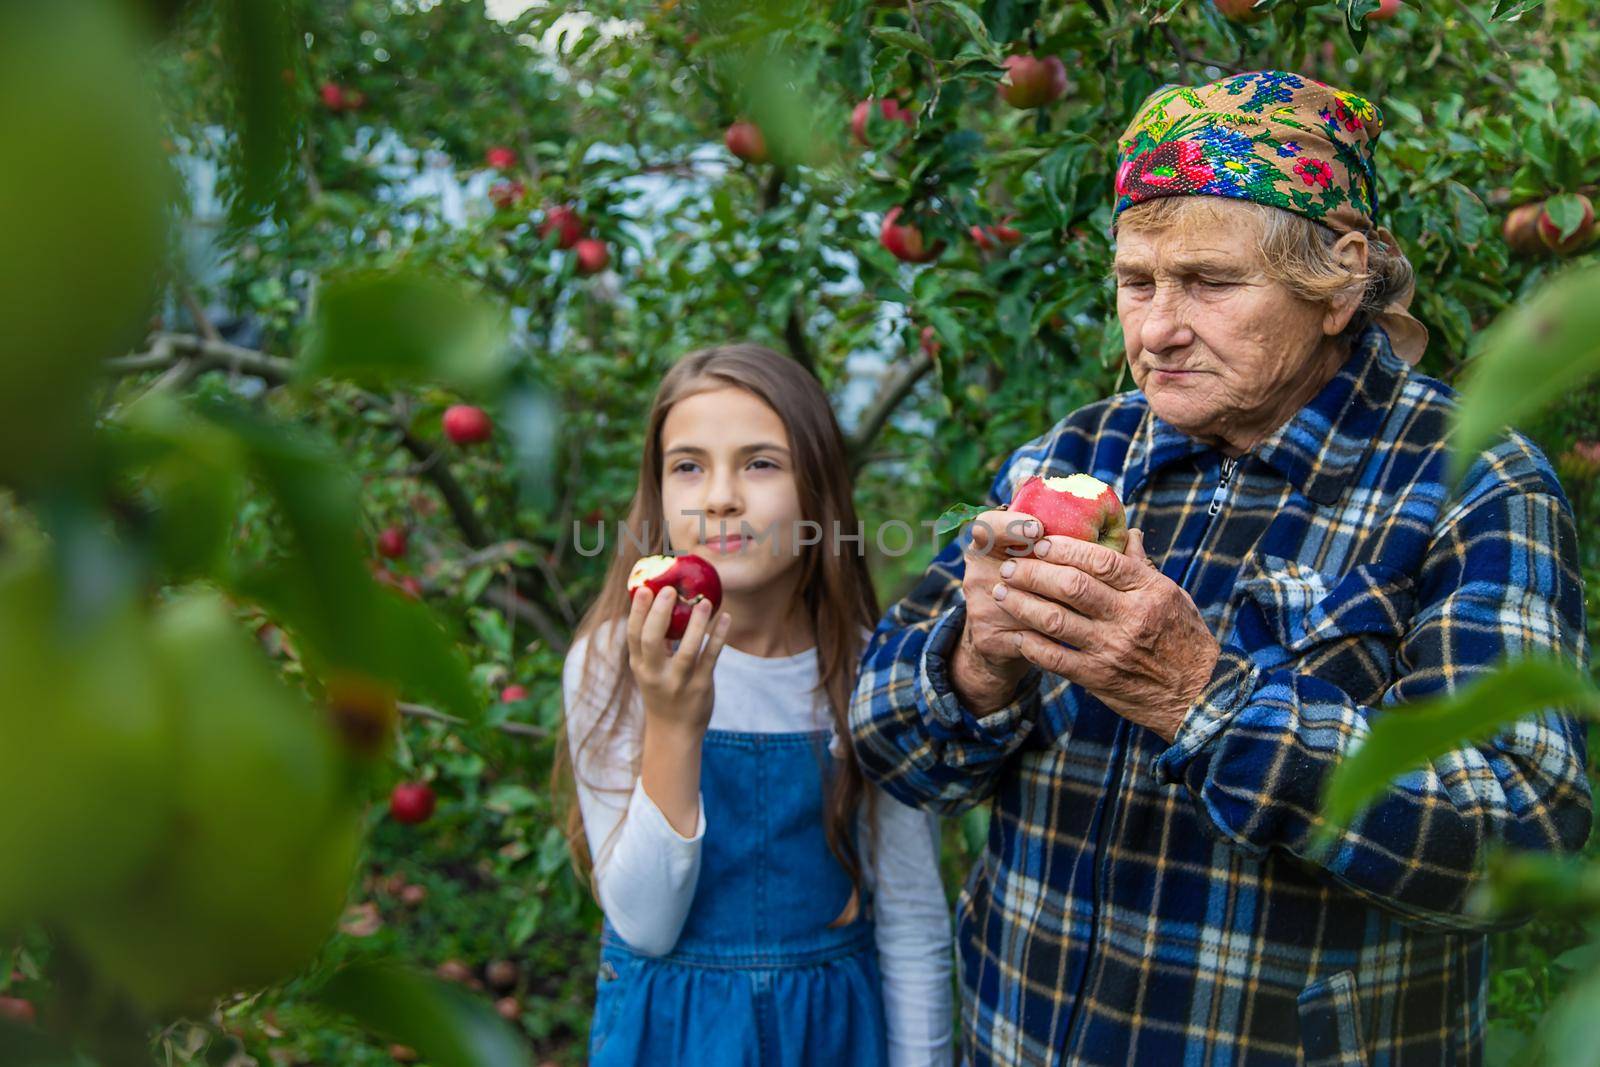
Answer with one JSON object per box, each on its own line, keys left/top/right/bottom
{"left": 931, "top": 1, "right": 1002, "bottom": 63}
{"left": 871, "top": 26, "right": 935, "bottom": 59}
{"left": 1447, "top": 262, "right": 1600, "bottom": 487}
{"left": 298, "top": 269, "right": 511, "bottom": 393}
{"left": 310, "top": 958, "right": 529, "bottom": 1067}
{"left": 218, "top": 0, "right": 299, "bottom": 221}
{"left": 1316, "top": 655, "right": 1600, "bottom": 846}
{"left": 1490, "top": 0, "right": 1546, "bottom": 20}
{"left": 1543, "top": 192, "right": 1589, "bottom": 241}
{"left": 934, "top": 501, "right": 991, "bottom": 537}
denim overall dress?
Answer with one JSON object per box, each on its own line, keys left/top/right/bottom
{"left": 587, "top": 728, "right": 890, "bottom": 1066}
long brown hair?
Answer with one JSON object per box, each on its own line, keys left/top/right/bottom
{"left": 551, "top": 343, "right": 881, "bottom": 923}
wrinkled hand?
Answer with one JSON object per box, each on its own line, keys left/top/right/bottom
{"left": 992, "top": 528, "right": 1221, "bottom": 743}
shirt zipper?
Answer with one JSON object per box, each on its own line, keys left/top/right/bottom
{"left": 1058, "top": 452, "right": 1241, "bottom": 1059}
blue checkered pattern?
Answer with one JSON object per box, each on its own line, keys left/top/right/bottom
{"left": 848, "top": 325, "right": 1592, "bottom": 1065}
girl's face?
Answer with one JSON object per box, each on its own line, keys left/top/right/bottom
{"left": 659, "top": 385, "right": 806, "bottom": 595}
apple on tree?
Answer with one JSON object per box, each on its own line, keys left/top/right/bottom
{"left": 500, "top": 684, "right": 528, "bottom": 702}
{"left": 376, "top": 525, "right": 407, "bottom": 559}
{"left": 488, "top": 180, "right": 525, "bottom": 211}
{"left": 970, "top": 217, "right": 1023, "bottom": 252}
{"left": 1502, "top": 201, "right": 1547, "bottom": 257}
{"left": 1212, "top": 0, "right": 1269, "bottom": 22}
{"left": 998, "top": 54, "right": 1068, "bottom": 109}
{"left": 627, "top": 554, "right": 723, "bottom": 640}
{"left": 850, "top": 97, "right": 915, "bottom": 147}
{"left": 442, "top": 404, "right": 492, "bottom": 445}
{"left": 574, "top": 237, "right": 611, "bottom": 275}
{"left": 880, "top": 207, "right": 944, "bottom": 264}
{"left": 389, "top": 781, "right": 436, "bottom": 825}
{"left": 485, "top": 145, "right": 517, "bottom": 170}
{"left": 1366, "top": 0, "right": 1401, "bottom": 20}
{"left": 539, "top": 204, "right": 585, "bottom": 249}
{"left": 724, "top": 120, "right": 768, "bottom": 164}
{"left": 1538, "top": 193, "right": 1596, "bottom": 255}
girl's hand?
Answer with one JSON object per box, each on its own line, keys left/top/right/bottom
{"left": 626, "top": 583, "right": 732, "bottom": 740}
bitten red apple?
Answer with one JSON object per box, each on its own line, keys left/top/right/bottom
{"left": 485, "top": 145, "right": 517, "bottom": 170}
{"left": 1538, "top": 194, "right": 1596, "bottom": 255}
{"left": 850, "top": 98, "right": 915, "bottom": 147}
{"left": 880, "top": 207, "right": 943, "bottom": 264}
{"left": 389, "top": 782, "right": 436, "bottom": 825}
{"left": 539, "top": 205, "right": 584, "bottom": 249}
{"left": 724, "top": 121, "right": 768, "bottom": 164}
{"left": 574, "top": 238, "right": 611, "bottom": 275}
{"left": 998, "top": 54, "right": 1068, "bottom": 109}
{"left": 376, "top": 526, "right": 407, "bottom": 559}
{"left": 627, "top": 554, "right": 723, "bottom": 640}
{"left": 1008, "top": 474, "right": 1128, "bottom": 552}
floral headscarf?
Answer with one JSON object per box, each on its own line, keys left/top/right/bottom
{"left": 1111, "top": 70, "right": 1427, "bottom": 364}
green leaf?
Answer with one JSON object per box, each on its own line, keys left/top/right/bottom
{"left": 1489, "top": 0, "right": 1544, "bottom": 19}
{"left": 298, "top": 269, "right": 511, "bottom": 392}
{"left": 870, "top": 26, "right": 935, "bottom": 59}
{"left": 1448, "top": 263, "right": 1600, "bottom": 486}
{"left": 1317, "top": 656, "right": 1600, "bottom": 839}
{"left": 218, "top": 0, "right": 299, "bottom": 219}
{"left": 311, "top": 958, "right": 530, "bottom": 1067}
{"left": 932, "top": 0, "right": 1002, "bottom": 61}
{"left": 933, "top": 500, "right": 989, "bottom": 536}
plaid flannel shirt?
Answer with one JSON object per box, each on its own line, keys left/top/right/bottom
{"left": 849, "top": 325, "right": 1592, "bottom": 1066}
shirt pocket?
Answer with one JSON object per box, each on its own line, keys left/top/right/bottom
{"left": 1297, "top": 969, "right": 1369, "bottom": 1067}
{"left": 1232, "top": 554, "right": 1416, "bottom": 707}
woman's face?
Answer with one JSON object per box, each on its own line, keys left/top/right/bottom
{"left": 1114, "top": 203, "right": 1359, "bottom": 454}
{"left": 658, "top": 385, "right": 805, "bottom": 596}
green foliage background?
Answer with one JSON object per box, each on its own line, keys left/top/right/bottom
{"left": 4, "top": 0, "right": 1599, "bottom": 1063}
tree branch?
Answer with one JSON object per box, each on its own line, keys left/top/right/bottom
{"left": 847, "top": 349, "right": 935, "bottom": 475}
{"left": 399, "top": 700, "right": 549, "bottom": 740}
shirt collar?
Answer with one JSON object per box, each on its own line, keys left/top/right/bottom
{"left": 1123, "top": 324, "right": 1409, "bottom": 505}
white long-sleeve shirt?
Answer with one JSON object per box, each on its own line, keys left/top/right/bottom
{"left": 563, "top": 622, "right": 954, "bottom": 1067}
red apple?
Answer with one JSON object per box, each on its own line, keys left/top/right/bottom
{"left": 627, "top": 554, "right": 723, "bottom": 640}
{"left": 998, "top": 54, "right": 1068, "bottom": 109}
{"left": 0, "top": 996, "right": 36, "bottom": 1025}
{"left": 318, "top": 83, "right": 345, "bottom": 110}
{"left": 969, "top": 218, "right": 1023, "bottom": 251}
{"left": 539, "top": 205, "right": 584, "bottom": 249}
{"left": 486, "top": 959, "right": 519, "bottom": 989}
{"left": 442, "top": 404, "right": 493, "bottom": 445}
{"left": 500, "top": 684, "right": 528, "bottom": 702}
{"left": 1538, "top": 194, "right": 1595, "bottom": 255}
{"left": 494, "top": 996, "right": 522, "bottom": 1022}
{"left": 1366, "top": 0, "right": 1401, "bottom": 19}
{"left": 398, "top": 576, "right": 423, "bottom": 601}
{"left": 850, "top": 98, "right": 915, "bottom": 147}
{"left": 485, "top": 145, "right": 517, "bottom": 170}
{"left": 724, "top": 121, "right": 768, "bottom": 164}
{"left": 1212, "top": 0, "right": 1269, "bottom": 22}
{"left": 1008, "top": 474, "right": 1128, "bottom": 552}
{"left": 399, "top": 884, "right": 428, "bottom": 906}
{"left": 1502, "top": 201, "right": 1547, "bottom": 257}
{"left": 388, "top": 782, "right": 436, "bottom": 825}
{"left": 489, "top": 180, "right": 526, "bottom": 210}
{"left": 376, "top": 526, "right": 407, "bottom": 559}
{"left": 574, "top": 238, "right": 610, "bottom": 275}
{"left": 880, "top": 207, "right": 944, "bottom": 264}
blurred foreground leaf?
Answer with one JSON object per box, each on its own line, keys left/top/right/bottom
{"left": 1318, "top": 656, "right": 1600, "bottom": 842}
{"left": 1449, "top": 263, "right": 1600, "bottom": 486}
{"left": 0, "top": 1, "right": 170, "bottom": 490}
{"left": 312, "top": 959, "right": 531, "bottom": 1067}
{"left": 299, "top": 269, "right": 511, "bottom": 392}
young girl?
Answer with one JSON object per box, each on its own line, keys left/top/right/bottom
{"left": 556, "top": 344, "right": 953, "bottom": 1066}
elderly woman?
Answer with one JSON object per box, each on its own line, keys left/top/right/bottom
{"left": 849, "top": 70, "right": 1591, "bottom": 1066}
